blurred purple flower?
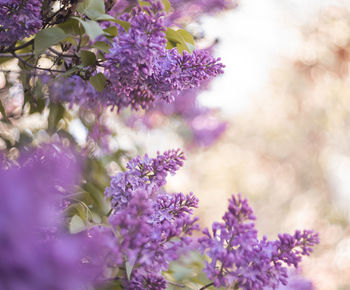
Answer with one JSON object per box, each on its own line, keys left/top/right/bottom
{"left": 275, "top": 270, "right": 314, "bottom": 290}
{"left": 167, "top": 0, "right": 235, "bottom": 23}
{"left": 0, "top": 144, "right": 103, "bottom": 290}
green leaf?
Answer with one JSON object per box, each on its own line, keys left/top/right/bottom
{"left": 63, "top": 36, "right": 77, "bottom": 46}
{"left": 139, "top": 0, "right": 151, "bottom": 8}
{"left": 58, "top": 18, "right": 83, "bottom": 35}
{"left": 91, "top": 212, "right": 102, "bottom": 223}
{"left": 176, "top": 43, "right": 187, "bottom": 55}
{"left": 125, "top": 260, "right": 135, "bottom": 280}
{"left": 48, "top": 103, "right": 65, "bottom": 134}
{"left": 93, "top": 41, "right": 111, "bottom": 53}
{"left": 103, "top": 26, "right": 118, "bottom": 37}
{"left": 96, "top": 51, "right": 106, "bottom": 61}
{"left": 177, "top": 29, "right": 195, "bottom": 45}
{"left": 34, "top": 27, "right": 67, "bottom": 54}
{"left": 0, "top": 55, "right": 13, "bottom": 65}
{"left": 79, "top": 50, "right": 97, "bottom": 66}
{"left": 161, "top": 0, "right": 171, "bottom": 12}
{"left": 90, "top": 73, "right": 106, "bottom": 92}
{"left": 95, "top": 14, "right": 116, "bottom": 21}
{"left": 113, "top": 20, "right": 130, "bottom": 32}
{"left": 165, "top": 28, "right": 195, "bottom": 54}
{"left": 69, "top": 215, "right": 86, "bottom": 234}
{"left": 77, "top": 0, "right": 105, "bottom": 20}
{"left": 166, "top": 28, "right": 184, "bottom": 44}
{"left": 71, "top": 17, "right": 104, "bottom": 41}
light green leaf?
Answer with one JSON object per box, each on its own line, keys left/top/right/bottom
{"left": 139, "top": 1, "right": 151, "bottom": 8}
{"left": 95, "top": 14, "right": 116, "bottom": 21}
{"left": 113, "top": 20, "right": 130, "bottom": 32}
{"left": 47, "top": 103, "right": 65, "bottom": 134}
{"left": 177, "top": 29, "right": 195, "bottom": 45}
{"left": 161, "top": 0, "right": 171, "bottom": 12}
{"left": 78, "top": 0, "right": 105, "bottom": 20}
{"left": 71, "top": 17, "right": 104, "bottom": 40}
{"left": 93, "top": 41, "right": 111, "bottom": 53}
{"left": 69, "top": 215, "right": 86, "bottom": 234}
{"left": 91, "top": 212, "right": 102, "bottom": 223}
{"left": 103, "top": 26, "right": 118, "bottom": 37}
{"left": 166, "top": 28, "right": 184, "bottom": 44}
{"left": 90, "top": 73, "right": 106, "bottom": 92}
{"left": 176, "top": 43, "right": 187, "bottom": 55}
{"left": 165, "top": 28, "right": 195, "bottom": 54}
{"left": 34, "top": 27, "right": 67, "bottom": 54}
{"left": 80, "top": 50, "right": 96, "bottom": 66}
{"left": 58, "top": 18, "right": 83, "bottom": 35}
{"left": 125, "top": 260, "right": 135, "bottom": 280}
{"left": 63, "top": 36, "right": 77, "bottom": 46}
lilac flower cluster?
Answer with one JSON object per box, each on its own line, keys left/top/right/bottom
{"left": 103, "top": 1, "right": 224, "bottom": 111}
{"left": 0, "top": 142, "right": 319, "bottom": 289}
{"left": 45, "top": 75, "right": 101, "bottom": 108}
{"left": 103, "top": 150, "right": 199, "bottom": 288}
{"left": 128, "top": 272, "right": 168, "bottom": 290}
{"left": 45, "top": 1, "right": 224, "bottom": 112}
{"left": 0, "top": 144, "right": 102, "bottom": 290}
{"left": 0, "top": 0, "right": 42, "bottom": 48}
{"left": 199, "top": 194, "right": 319, "bottom": 289}
{"left": 105, "top": 148, "right": 185, "bottom": 209}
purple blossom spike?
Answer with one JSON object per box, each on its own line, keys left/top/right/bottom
{"left": 105, "top": 149, "right": 185, "bottom": 209}
{"left": 106, "top": 189, "right": 199, "bottom": 280}
{"left": 102, "top": 149, "right": 199, "bottom": 285}
{"left": 127, "top": 272, "right": 167, "bottom": 290}
{"left": 45, "top": 1, "right": 224, "bottom": 112}
{"left": 199, "top": 194, "right": 319, "bottom": 289}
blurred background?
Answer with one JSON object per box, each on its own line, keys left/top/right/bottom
{"left": 136, "top": 0, "right": 350, "bottom": 289}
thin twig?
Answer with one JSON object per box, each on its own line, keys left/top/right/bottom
{"left": 11, "top": 52, "right": 66, "bottom": 73}
{"left": 48, "top": 47, "right": 76, "bottom": 58}
{"left": 168, "top": 281, "right": 186, "bottom": 288}
{"left": 0, "top": 53, "right": 35, "bottom": 58}
{"left": 0, "top": 39, "right": 34, "bottom": 53}
{"left": 199, "top": 282, "right": 214, "bottom": 290}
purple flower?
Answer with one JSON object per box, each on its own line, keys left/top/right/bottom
{"left": 124, "top": 48, "right": 227, "bottom": 148}
{"left": 0, "top": 0, "right": 42, "bottom": 48}
{"left": 275, "top": 271, "right": 314, "bottom": 290}
{"left": 199, "top": 194, "right": 319, "bottom": 289}
{"left": 105, "top": 149, "right": 185, "bottom": 209}
{"left": 0, "top": 144, "right": 103, "bottom": 290}
{"left": 102, "top": 150, "right": 199, "bottom": 285}
{"left": 166, "top": 0, "right": 234, "bottom": 24}
{"left": 43, "top": 75, "right": 102, "bottom": 108}
{"left": 105, "top": 189, "right": 198, "bottom": 283}
{"left": 46, "top": 1, "right": 224, "bottom": 112}
{"left": 127, "top": 272, "right": 168, "bottom": 289}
